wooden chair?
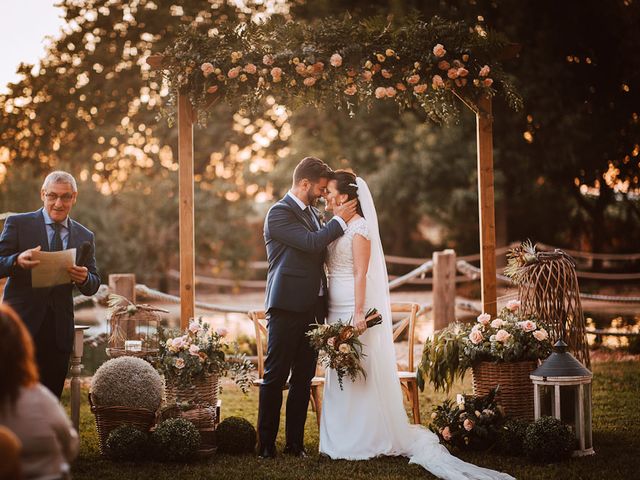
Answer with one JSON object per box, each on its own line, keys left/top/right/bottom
{"left": 248, "top": 310, "right": 324, "bottom": 427}
{"left": 391, "top": 302, "right": 421, "bottom": 425}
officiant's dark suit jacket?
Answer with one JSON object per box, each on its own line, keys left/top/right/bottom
{"left": 264, "top": 195, "right": 343, "bottom": 314}
{"left": 0, "top": 208, "right": 100, "bottom": 352}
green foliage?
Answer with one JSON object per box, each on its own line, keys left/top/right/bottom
{"left": 151, "top": 418, "right": 201, "bottom": 462}
{"left": 215, "top": 416, "right": 257, "bottom": 455}
{"left": 106, "top": 425, "right": 149, "bottom": 462}
{"left": 524, "top": 416, "right": 575, "bottom": 463}
{"left": 496, "top": 418, "right": 530, "bottom": 456}
{"left": 90, "top": 357, "right": 164, "bottom": 411}
{"left": 417, "top": 324, "right": 466, "bottom": 393}
{"left": 429, "top": 387, "right": 505, "bottom": 451}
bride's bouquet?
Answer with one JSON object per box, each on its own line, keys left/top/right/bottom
{"left": 307, "top": 308, "right": 383, "bottom": 390}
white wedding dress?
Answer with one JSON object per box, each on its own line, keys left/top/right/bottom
{"left": 319, "top": 178, "right": 515, "bottom": 480}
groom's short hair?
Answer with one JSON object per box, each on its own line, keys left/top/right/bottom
{"left": 293, "top": 157, "right": 333, "bottom": 184}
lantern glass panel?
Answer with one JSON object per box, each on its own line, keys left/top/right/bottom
{"left": 560, "top": 385, "right": 578, "bottom": 432}
{"left": 583, "top": 383, "right": 593, "bottom": 449}
{"left": 539, "top": 384, "right": 555, "bottom": 417}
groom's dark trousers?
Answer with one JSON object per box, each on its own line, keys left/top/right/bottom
{"left": 258, "top": 194, "right": 344, "bottom": 451}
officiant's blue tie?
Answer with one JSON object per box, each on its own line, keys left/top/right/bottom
{"left": 51, "top": 223, "right": 63, "bottom": 251}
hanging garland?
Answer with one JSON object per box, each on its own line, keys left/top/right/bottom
{"left": 156, "top": 15, "right": 522, "bottom": 125}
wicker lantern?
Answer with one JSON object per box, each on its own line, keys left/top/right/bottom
{"left": 106, "top": 295, "right": 166, "bottom": 360}
{"left": 530, "top": 340, "right": 594, "bottom": 457}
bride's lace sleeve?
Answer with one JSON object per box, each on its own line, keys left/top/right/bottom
{"left": 351, "top": 218, "right": 370, "bottom": 240}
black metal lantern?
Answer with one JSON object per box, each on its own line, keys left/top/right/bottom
{"left": 530, "top": 340, "right": 594, "bottom": 456}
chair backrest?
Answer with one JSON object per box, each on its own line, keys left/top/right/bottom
{"left": 390, "top": 302, "right": 420, "bottom": 372}
{"left": 248, "top": 310, "right": 268, "bottom": 378}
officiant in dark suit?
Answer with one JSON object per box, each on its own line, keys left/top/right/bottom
{"left": 0, "top": 171, "right": 100, "bottom": 398}
{"left": 257, "top": 157, "right": 357, "bottom": 458}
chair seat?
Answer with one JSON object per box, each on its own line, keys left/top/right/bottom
{"left": 252, "top": 376, "right": 325, "bottom": 388}
{"left": 397, "top": 370, "right": 418, "bottom": 381}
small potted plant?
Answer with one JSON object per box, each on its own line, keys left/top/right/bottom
{"left": 418, "top": 300, "right": 552, "bottom": 420}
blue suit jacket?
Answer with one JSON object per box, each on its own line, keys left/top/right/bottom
{"left": 0, "top": 208, "right": 101, "bottom": 352}
{"left": 264, "top": 195, "right": 344, "bottom": 313}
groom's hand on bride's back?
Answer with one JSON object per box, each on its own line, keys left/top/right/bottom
{"left": 334, "top": 199, "right": 357, "bottom": 223}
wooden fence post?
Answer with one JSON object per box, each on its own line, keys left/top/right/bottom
{"left": 432, "top": 249, "right": 457, "bottom": 331}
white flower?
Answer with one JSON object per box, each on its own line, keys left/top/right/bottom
{"left": 533, "top": 328, "right": 549, "bottom": 341}
{"left": 506, "top": 299, "right": 521, "bottom": 311}
{"left": 456, "top": 394, "right": 465, "bottom": 406}
{"left": 477, "top": 313, "right": 491, "bottom": 326}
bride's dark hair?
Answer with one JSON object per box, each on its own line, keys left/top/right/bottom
{"left": 334, "top": 170, "right": 364, "bottom": 218}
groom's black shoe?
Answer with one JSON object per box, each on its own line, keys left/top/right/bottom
{"left": 283, "top": 445, "right": 308, "bottom": 458}
{"left": 258, "top": 445, "right": 277, "bottom": 459}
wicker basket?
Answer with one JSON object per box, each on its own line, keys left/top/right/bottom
{"left": 165, "top": 374, "right": 219, "bottom": 406}
{"left": 158, "top": 404, "right": 217, "bottom": 431}
{"left": 88, "top": 393, "right": 156, "bottom": 455}
{"left": 471, "top": 360, "right": 537, "bottom": 421}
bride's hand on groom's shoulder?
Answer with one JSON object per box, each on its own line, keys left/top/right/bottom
{"left": 334, "top": 199, "right": 357, "bottom": 223}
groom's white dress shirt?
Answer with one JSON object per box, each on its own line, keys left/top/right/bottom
{"left": 286, "top": 190, "right": 347, "bottom": 297}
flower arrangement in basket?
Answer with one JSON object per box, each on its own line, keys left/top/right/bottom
{"left": 429, "top": 387, "right": 505, "bottom": 451}
{"left": 306, "top": 308, "right": 382, "bottom": 390}
{"left": 158, "top": 318, "right": 254, "bottom": 407}
{"left": 418, "top": 301, "right": 552, "bottom": 419}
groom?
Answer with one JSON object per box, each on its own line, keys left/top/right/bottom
{"left": 257, "top": 157, "right": 357, "bottom": 458}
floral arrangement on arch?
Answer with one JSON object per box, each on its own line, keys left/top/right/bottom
{"left": 429, "top": 387, "right": 505, "bottom": 451}
{"left": 158, "top": 318, "right": 254, "bottom": 392}
{"left": 418, "top": 300, "right": 552, "bottom": 392}
{"left": 157, "top": 15, "right": 522, "bottom": 125}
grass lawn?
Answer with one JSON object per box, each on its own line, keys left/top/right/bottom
{"left": 65, "top": 360, "right": 640, "bottom": 480}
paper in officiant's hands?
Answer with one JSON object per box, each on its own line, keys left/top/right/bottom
{"left": 31, "top": 248, "right": 76, "bottom": 288}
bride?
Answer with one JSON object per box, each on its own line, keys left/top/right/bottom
{"left": 320, "top": 170, "right": 515, "bottom": 480}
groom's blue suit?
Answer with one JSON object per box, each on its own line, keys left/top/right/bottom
{"left": 258, "top": 194, "right": 344, "bottom": 453}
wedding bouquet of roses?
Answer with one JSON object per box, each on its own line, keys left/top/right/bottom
{"left": 306, "top": 308, "right": 383, "bottom": 390}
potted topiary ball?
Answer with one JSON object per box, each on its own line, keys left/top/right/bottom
{"left": 90, "top": 357, "right": 164, "bottom": 454}
{"left": 215, "top": 416, "right": 257, "bottom": 454}
{"left": 106, "top": 424, "right": 149, "bottom": 461}
{"left": 497, "top": 418, "right": 530, "bottom": 456}
{"left": 151, "top": 418, "right": 201, "bottom": 462}
{"left": 524, "top": 416, "right": 575, "bottom": 462}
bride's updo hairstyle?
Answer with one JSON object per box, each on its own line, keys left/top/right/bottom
{"left": 334, "top": 170, "right": 364, "bottom": 217}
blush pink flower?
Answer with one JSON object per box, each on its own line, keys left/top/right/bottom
{"left": 295, "top": 63, "right": 307, "bottom": 75}
{"left": 413, "top": 84, "right": 428, "bottom": 94}
{"left": 533, "top": 328, "right": 549, "bottom": 341}
{"left": 343, "top": 84, "right": 357, "bottom": 95}
{"left": 262, "top": 54, "right": 274, "bottom": 66}
{"left": 395, "top": 82, "right": 407, "bottom": 91}
{"left": 463, "top": 419, "right": 474, "bottom": 431}
{"left": 227, "top": 66, "right": 241, "bottom": 79}
{"left": 361, "top": 70, "right": 373, "bottom": 82}
{"left": 330, "top": 53, "right": 343, "bottom": 67}
{"left": 519, "top": 320, "right": 537, "bottom": 332}
{"left": 189, "top": 322, "right": 202, "bottom": 334}
{"left": 216, "top": 327, "right": 228, "bottom": 337}
{"left": 174, "top": 358, "right": 185, "bottom": 369}
{"left": 303, "top": 76, "right": 317, "bottom": 86}
{"left": 441, "top": 426, "right": 452, "bottom": 441}
{"left": 490, "top": 318, "right": 505, "bottom": 329}
{"left": 338, "top": 343, "right": 351, "bottom": 353}
{"left": 479, "top": 65, "right": 491, "bottom": 77}
{"left": 495, "top": 329, "right": 511, "bottom": 342}
{"left": 469, "top": 329, "right": 484, "bottom": 345}
{"left": 381, "top": 69, "right": 393, "bottom": 79}
{"left": 506, "top": 299, "right": 521, "bottom": 312}
{"left": 432, "top": 75, "right": 445, "bottom": 89}
{"left": 243, "top": 63, "right": 257, "bottom": 74}
{"left": 438, "top": 60, "right": 450, "bottom": 71}
{"left": 407, "top": 74, "right": 420, "bottom": 85}
{"left": 457, "top": 67, "right": 469, "bottom": 77}
{"left": 477, "top": 313, "right": 491, "bottom": 326}
{"left": 385, "top": 86, "right": 397, "bottom": 97}
{"left": 201, "top": 62, "right": 214, "bottom": 76}
{"left": 447, "top": 68, "right": 459, "bottom": 79}
{"left": 270, "top": 67, "right": 282, "bottom": 82}
{"left": 374, "top": 86, "right": 387, "bottom": 98}
{"left": 327, "top": 337, "right": 336, "bottom": 347}
{"left": 433, "top": 43, "right": 446, "bottom": 58}
{"left": 189, "top": 344, "right": 200, "bottom": 355}
{"left": 483, "top": 78, "right": 494, "bottom": 87}
{"left": 206, "top": 85, "right": 218, "bottom": 94}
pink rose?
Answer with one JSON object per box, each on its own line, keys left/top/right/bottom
{"left": 395, "top": 82, "right": 406, "bottom": 91}
{"left": 343, "top": 84, "right": 357, "bottom": 95}
{"left": 506, "top": 299, "right": 521, "bottom": 311}
{"left": 519, "top": 320, "right": 537, "bottom": 332}
{"left": 206, "top": 85, "right": 218, "bottom": 94}
{"left": 262, "top": 54, "right": 274, "bottom": 66}
{"left": 469, "top": 329, "right": 484, "bottom": 345}
{"left": 243, "top": 63, "right": 257, "bottom": 74}
{"left": 407, "top": 74, "right": 420, "bottom": 85}
{"left": 201, "top": 62, "right": 214, "bottom": 76}
{"left": 533, "top": 328, "right": 549, "bottom": 341}
{"left": 189, "top": 322, "right": 202, "bottom": 334}
{"left": 361, "top": 70, "right": 373, "bottom": 81}
{"left": 413, "top": 84, "right": 428, "bottom": 94}
{"left": 433, "top": 43, "right": 446, "bottom": 58}
{"left": 477, "top": 313, "right": 491, "bottom": 326}
{"left": 295, "top": 63, "right": 307, "bottom": 75}
{"left": 385, "top": 86, "right": 397, "bottom": 97}
{"left": 327, "top": 337, "right": 336, "bottom": 347}
{"left": 495, "top": 329, "right": 511, "bottom": 342}
{"left": 463, "top": 419, "right": 474, "bottom": 431}
{"left": 311, "top": 62, "right": 324, "bottom": 74}
{"left": 482, "top": 78, "right": 494, "bottom": 87}
{"left": 438, "top": 60, "right": 450, "bottom": 71}
{"left": 457, "top": 68, "right": 469, "bottom": 77}
{"left": 479, "top": 65, "right": 491, "bottom": 77}
{"left": 374, "top": 86, "right": 387, "bottom": 98}
{"left": 330, "top": 53, "right": 343, "bottom": 67}
{"left": 381, "top": 69, "right": 393, "bottom": 79}
{"left": 174, "top": 358, "right": 185, "bottom": 369}
{"left": 455, "top": 78, "right": 467, "bottom": 87}
{"left": 189, "top": 344, "right": 200, "bottom": 355}
{"left": 216, "top": 327, "right": 228, "bottom": 337}
{"left": 447, "top": 68, "right": 459, "bottom": 79}
{"left": 227, "top": 66, "right": 241, "bottom": 79}
{"left": 432, "top": 75, "right": 445, "bottom": 89}
{"left": 303, "top": 77, "right": 317, "bottom": 86}
{"left": 490, "top": 318, "right": 505, "bottom": 329}
{"left": 270, "top": 67, "right": 282, "bottom": 82}
{"left": 441, "top": 426, "right": 452, "bottom": 441}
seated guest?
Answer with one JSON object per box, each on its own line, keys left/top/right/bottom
{"left": 0, "top": 305, "right": 79, "bottom": 480}
{"left": 0, "top": 425, "right": 22, "bottom": 480}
